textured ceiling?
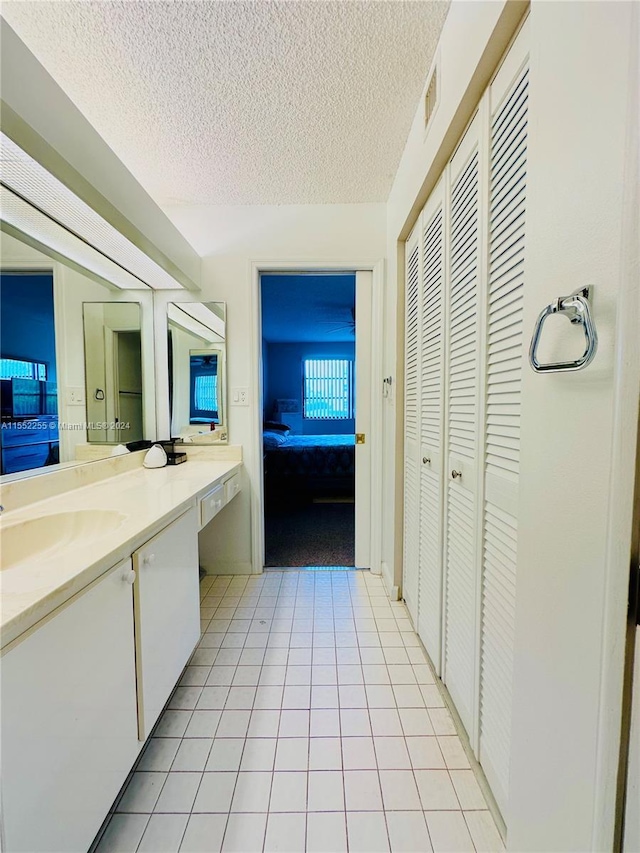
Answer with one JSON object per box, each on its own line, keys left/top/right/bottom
{"left": 2, "top": 1, "right": 449, "bottom": 206}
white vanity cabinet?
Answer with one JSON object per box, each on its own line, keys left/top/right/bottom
{"left": 0, "top": 559, "right": 140, "bottom": 853}
{"left": 133, "top": 506, "right": 200, "bottom": 739}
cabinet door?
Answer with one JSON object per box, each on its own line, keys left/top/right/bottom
{"left": 133, "top": 507, "right": 200, "bottom": 739}
{"left": 403, "top": 223, "right": 421, "bottom": 625}
{"left": 442, "top": 113, "right": 482, "bottom": 736}
{"left": 417, "top": 178, "right": 447, "bottom": 673}
{"left": 1, "top": 560, "right": 140, "bottom": 853}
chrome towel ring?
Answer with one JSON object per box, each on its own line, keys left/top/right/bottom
{"left": 529, "top": 286, "right": 598, "bottom": 373}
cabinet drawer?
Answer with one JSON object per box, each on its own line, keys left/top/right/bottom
{"left": 200, "top": 483, "right": 225, "bottom": 529}
{"left": 224, "top": 472, "right": 241, "bottom": 504}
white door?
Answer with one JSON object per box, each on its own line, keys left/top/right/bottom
{"left": 417, "top": 177, "right": 446, "bottom": 673}
{"left": 442, "top": 112, "right": 482, "bottom": 737}
{"left": 478, "top": 27, "right": 529, "bottom": 815}
{"left": 354, "top": 270, "right": 372, "bottom": 569}
{"left": 403, "top": 226, "right": 421, "bottom": 623}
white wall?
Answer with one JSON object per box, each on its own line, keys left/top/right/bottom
{"left": 161, "top": 203, "right": 386, "bottom": 573}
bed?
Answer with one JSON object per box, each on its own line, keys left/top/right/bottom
{"left": 263, "top": 430, "right": 355, "bottom": 498}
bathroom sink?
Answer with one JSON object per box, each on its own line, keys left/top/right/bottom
{"left": 1, "top": 510, "right": 127, "bottom": 575}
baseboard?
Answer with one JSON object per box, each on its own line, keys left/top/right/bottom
{"left": 201, "top": 561, "right": 255, "bottom": 575}
{"left": 381, "top": 561, "right": 399, "bottom": 600}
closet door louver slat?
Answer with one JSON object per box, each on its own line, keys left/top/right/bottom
{"left": 479, "top": 61, "right": 529, "bottom": 816}
{"left": 443, "top": 132, "right": 480, "bottom": 735}
{"left": 403, "top": 232, "right": 421, "bottom": 625}
{"left": 418, "top": 188, "right": 446, "bottom": 670}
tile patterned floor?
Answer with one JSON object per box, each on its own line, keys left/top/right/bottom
{"left": 96, "top": 570, "right": 504, "bottom": 853}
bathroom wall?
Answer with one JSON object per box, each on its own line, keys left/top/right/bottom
{"left": 161, "top": 202, "right": 386, "bottom": 573}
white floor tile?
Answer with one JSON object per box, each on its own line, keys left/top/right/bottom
{"left": 450, "top": 769, "right": 488, "bottom": 809}
{"left": 248, "top": 709, "right": 281, "bottom": 738}
{"left": 346, "top": 811, "right": 390, "bottom": 852}
{"left": 282, "top": 685, "right": 311, "bottom": 709}
{"left": 269, "top": 771, "right": 307, "bottom": 812}
{"left": 336, "top": 684, "right": 366, "bottom": 708}
{"left": 171, "top": 740, "right": 212, "bottom": 772}
{"left": 185, "top": 711, "right": 222, "bottom": 739}
{"left": 179, "top": 814, "right": 227, "bottom": 853}
{"left": 369, "top": 708, "right": 404, "bottom": 736}
{"left": 138, "top": 738, "right": 181, "bottom": 772}
{"left": 464, "top": 811, "right": 505, "bottom": 852}
{"left": 340, "top": 708, "right": 371, "bottom": 737}
{"left": 230, "top": 771, "right": 272, "bottom": 812}
{"left": 240, "top": 738, "right": 277, "bottom": 771}
{"left": 264, "top": 812, "right": 306, "bottom": 853}
{"left": 425, "top": 811, "right": 475, "bottom": 852}
{"left": 378, "top": 769, "right": 422, "bottom": 811}
{"left": 399, "top": 707, "right": 434, "bottom": 736}
{"left": 253, "top": 686, "right": 284, "bottom": 710}
{"left": 95, "top": 814, "right": 149, "bottom": 852}
{"left": 274, "top": 737, "right": 309, "bottom": 771}
{"left": 221, "top": 813, "right": 267, "bottom": 852}
{"left": 342, "top": 736, "right": 377, "bottom": 770}
{"left": 414, "top": 769, "right": 460, "bottom": 810}
{"left": 393, "top": 684, "right": 426, "bottom": 708}
{"left": 279, "top": 709, "right": 309, "bottom": 737}
{"left": 307, "top": 770, "right": 345, "bottom": 811}
{"left": 438, "top": 736, "right": 470, "bottom": 769}
{"left": 344, "top": 769, "right": 383, "bottom": 811}
{"left": 306, "top": 811, "right": 347, "bottom": 853}
{"left": 428, "top": 708, "right": 457, "bottom": 736}
{"left": 385, "top": 811, "right": 433, "bottom": 852}
{"left": 116, "top": 772, "right": 166, "bottom": 813}
{"left": 155, "top": 772, "right": 202, "bottom": 813}
{"left": 192, "top": 772, "right": 237, "bottom": 812}
{"left": 406, "top": 736, "right": 446, "bottom": 770}
{"left": 310, "top": 684, "right": 339, "bottom": 708}
{"left": 196, "top": 687, "right": 230, "bottom": 711}
{"left": 310, "top": 707, "right": 341, "bottom": 737}
{"left": 206, "top": 739, "right": 245, "bottom": 772}
{"left": 155, "top": 710, "right": 192, "bottom": 738}
{"left": 374, "top": 736, "right": 412, "bottom": 770}
{"left": 216, "top": 710, "right": 250, "bottom": 738}
{"left": 138, "top": 814, "right": 188, "bottom": 853}
{"left": 308, "top": 735, "right": 343, "bottom": 770}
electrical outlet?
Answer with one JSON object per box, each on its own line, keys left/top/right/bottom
{"left": 231, "top": 387, "right": 249, "bottom": 406}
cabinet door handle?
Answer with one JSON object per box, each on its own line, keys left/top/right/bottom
{"left": 143, "top": 554, "right": 156, "bottom": 566}
{"left": 451, "top": 470, "right": 462, "bottom": 480}
{"left": 122, "top": 568, "right": 136, "bottom": 585}
{"left": 422, "top": 457, "right": 431, "bottom": 465}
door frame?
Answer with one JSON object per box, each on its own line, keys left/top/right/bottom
{"left": 249, "top": 259, "right": 384, "bottom": 574}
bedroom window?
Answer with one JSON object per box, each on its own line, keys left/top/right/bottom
{"left": 0, "top": 357, "right": 47, "bottom": 381}
{"left": 303, "top": 358, "right": 354, "bottom": 420}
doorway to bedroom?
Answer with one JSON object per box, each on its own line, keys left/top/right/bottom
{"left": 260, "top": 272, "right": 367, "bottom": 568}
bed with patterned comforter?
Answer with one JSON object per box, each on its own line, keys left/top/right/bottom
{"left": 263, "top": 432, "right": 355, "bottom": 496}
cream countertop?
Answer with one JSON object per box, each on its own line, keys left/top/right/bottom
{"left": 0, "top": 459, "right": 241, "bottom": 651}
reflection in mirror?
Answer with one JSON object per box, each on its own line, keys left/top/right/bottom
{"left": 0, "top": 229, "right": 154, "bottom": 478}
{"left": 83, "top": 303, "right": 143, "bottom": 444}
{"left": 167, "top": 303, "right": 227, "bottom": 442}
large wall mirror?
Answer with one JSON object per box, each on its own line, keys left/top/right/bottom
{"left": 167, "top": 302, "right": 227, "bottom": 442}
{"left": 0, "top": 228, "right": 156, "bottom": 478}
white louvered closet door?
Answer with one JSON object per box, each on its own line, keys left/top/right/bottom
{"left": 478, "top": 22, "right": 529, "bottom": 815}
{"left": 403, "top": 225, "right": 421, "bottom": 625}
{"left": 442, "top": 114, "right": 482, "bottom": 736}
{"left": 417, "top": 178, "right": 446, "bottom": 672}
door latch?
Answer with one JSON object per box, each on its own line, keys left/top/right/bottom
{"left": 356, "top": 433, "right": 366, "bottom": 445}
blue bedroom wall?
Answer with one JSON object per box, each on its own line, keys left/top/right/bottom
{"left": 266, "top": 341, "right": 355, "bottom": 435}
{"left": 0, "top": 272, "right": 57, "bottom": 382}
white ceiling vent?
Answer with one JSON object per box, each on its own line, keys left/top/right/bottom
{"left": 424, "top": 66, "right": 438, "bottom": 130}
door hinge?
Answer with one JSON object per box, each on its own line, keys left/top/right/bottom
{"left": 356, "top": 433, "right": 366, "bottom": 445}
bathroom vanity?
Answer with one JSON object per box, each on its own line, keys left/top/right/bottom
{"left": 0, "top": 455, "right": 242, "bottom": 853}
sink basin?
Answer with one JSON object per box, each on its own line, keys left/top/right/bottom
{"left": 1, "top": 510, "right": 127, "bottom": 574}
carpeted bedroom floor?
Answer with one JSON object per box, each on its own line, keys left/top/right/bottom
{"left": 264, "top": 500, "right": 355, "bottom": 567}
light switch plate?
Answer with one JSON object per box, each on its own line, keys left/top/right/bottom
{"left": 231, "top": 387, "right": 249, "bottom": 406}
{"left": 66, "top": 386, "right": 85, "bottom": 406}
